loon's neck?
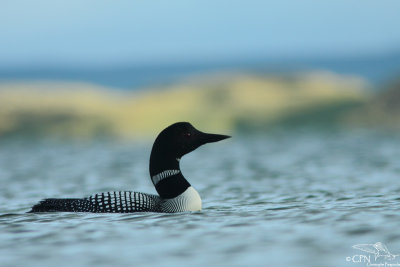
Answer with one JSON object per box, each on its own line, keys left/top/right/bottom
{"left": 149, "top": 153, "right": 190, "bottom": 199}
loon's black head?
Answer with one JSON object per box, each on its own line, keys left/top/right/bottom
{"left": 151, "top": 122, "right": 230, "bottom": 159}
{"left": 149, "top": 122, "right": 230, "bottom": 198}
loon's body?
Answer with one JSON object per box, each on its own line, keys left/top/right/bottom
{"left": 29, "top": 122, "right": 229, "bottom": 213}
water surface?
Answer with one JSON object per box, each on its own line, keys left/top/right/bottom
{"left": 1, "top": 130, "right": 400, "bottom": 266}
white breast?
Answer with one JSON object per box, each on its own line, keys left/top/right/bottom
{"left": 161, "top": 186, "right": 202, "bottom": 212}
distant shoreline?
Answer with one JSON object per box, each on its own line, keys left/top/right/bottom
{"left": 0, "top": 72, "right": 372, "bottom": 139}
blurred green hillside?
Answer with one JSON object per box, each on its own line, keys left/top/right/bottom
{"left": 0, "top": 72, "right": 370, "bottom": 139}
{"left": 345, "top": 79, "right": 400, "bottom": 129}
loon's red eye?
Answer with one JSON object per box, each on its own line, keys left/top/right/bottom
{"left": 184, "top": 132, "right": 191, "bottom": 137}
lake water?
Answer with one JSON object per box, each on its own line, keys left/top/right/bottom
{"left": 1, "top": 130, "right": 400, "bottom": 267}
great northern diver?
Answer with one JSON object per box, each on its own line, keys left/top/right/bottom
{"left": 29, "top": 122, "right": 230, "bottom": 213}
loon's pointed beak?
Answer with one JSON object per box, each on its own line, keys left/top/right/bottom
{"left": 201, "top": 132, "right": 231, "bottom": 144}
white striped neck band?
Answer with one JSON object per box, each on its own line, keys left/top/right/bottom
{"left": 152, "top": 170, "right": 181, "bottom": 185}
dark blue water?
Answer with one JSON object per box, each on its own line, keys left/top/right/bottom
{"left": 1, "top": 130, "right": 400, "bottom": 267}
{"left": 1, "top": 51, "right": 399, "bottom": 89}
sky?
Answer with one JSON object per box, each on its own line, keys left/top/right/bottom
{"left": 1, "top": 0, "right": 400, "bottom": 68}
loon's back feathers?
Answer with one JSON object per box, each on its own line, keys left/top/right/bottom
{"left": 29, "top": 187, "right": 201, "bottom": 213}
{"left": 29, "top": 191, "right": 161, "bottom": 213}
{"left": 29, "top": 122, "right": 230, "bottom": 213}
{"left": 88, "top": 191, "right": 160, "bottom": 212}
{"left": 29, "top": 198, "right": 87, "bottom": 212}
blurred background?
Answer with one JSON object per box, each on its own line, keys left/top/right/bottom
{"left": 0, "top": 0, "right": 399, "bottom": 139}
{"left": 2, "top": 1, "right": 400, "bottom": 267}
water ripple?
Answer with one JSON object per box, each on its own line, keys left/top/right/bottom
{"left": 1, "top": 132, "right": 400, "bottom": 267}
